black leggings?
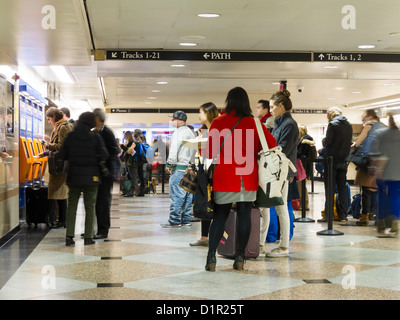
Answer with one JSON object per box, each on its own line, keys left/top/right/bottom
{"left": 208, "top": 202, "right": 253, "bottom": 254}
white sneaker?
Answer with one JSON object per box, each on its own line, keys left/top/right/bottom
{"left": 266, "top": 247, "right": 289, "bottom": 258}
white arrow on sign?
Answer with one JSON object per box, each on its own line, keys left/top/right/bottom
{"left": 203, "top": 53, "right": 210, "bottom": 60}
{"left": 112, "top": 52, "right": 117, "bottom": 58}
{"left": 318, "top": 54, "right": 325, "bottom": 60}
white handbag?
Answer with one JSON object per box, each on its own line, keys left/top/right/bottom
{"left": 255, "top": 118, "right": 296, "bottom": 199}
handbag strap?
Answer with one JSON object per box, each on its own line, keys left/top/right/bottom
{"left": 254, "top": 118, "right": 278, "bottom": 175}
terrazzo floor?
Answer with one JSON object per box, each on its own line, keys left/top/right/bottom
{"left": 1, "top": 181, "right": 400, "bottom": 304}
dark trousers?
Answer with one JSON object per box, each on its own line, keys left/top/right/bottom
{"left": 324, "top": 163, "right": 348, "bottom": 219}
{"left": 127, "top": 161, "right": 145, "bottom": 193}
{"left": 208, "top": 202, "right": 252, "bottom": 254}
{"left": 95, "top": 175, "right": 113, "bottom": 235}
{"left": 49, "top": 199, "right": 67, "bottom": 223}
{"left": 201, "top": 219, "right": 211, "bottom": 237}
{"left": 361, "top": 186, "right": 377, "bottom": 215}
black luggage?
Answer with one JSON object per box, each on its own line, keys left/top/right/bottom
{"left": 26, "top": 162, "right": 49, "bottom": 225}
{"left": 217, "top": 207, "right": 260, "bottom": 259}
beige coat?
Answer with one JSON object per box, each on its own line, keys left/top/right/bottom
{"left": 47, "top": 121, "right": 73, "bottom": 199}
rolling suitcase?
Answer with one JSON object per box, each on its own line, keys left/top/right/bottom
{"left": 26, "top": 162, "right": 49, "bottom": 225}
{"left": 217, "top": 207, "right": 260, "bottom": 259}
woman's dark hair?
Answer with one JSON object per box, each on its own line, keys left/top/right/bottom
{"left": 46, "top": 107, "right": 64, "bottom": 122}
{"left": 258, "top": 99, "right": 270, "bottom": 112}
{"left": 124, "top": 131, "right": 133, "bottom": 142}
{"left": 200, "top": 102, "right": 219, "bottom": 128}
{"left": 270, "top": 90, "right": 292, "bottom": 111}
{"left": 224, "top": 87, "right": 252, "bottom": 117}
{"left": 364, "top": 109, "right": 380, "bottom": 121}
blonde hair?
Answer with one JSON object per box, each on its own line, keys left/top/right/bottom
{"left": 327, "top": 107, "right": 342, "bottom": 121}
{"left": 298, "top": 124, "right": 308, "bottom": 142}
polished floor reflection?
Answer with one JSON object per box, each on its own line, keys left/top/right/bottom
{"left": 1, "top": 181, "right": 400, "bottom": 300}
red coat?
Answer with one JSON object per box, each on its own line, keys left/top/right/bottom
{"left": 207, "top": 112, "right": 277, "bottom": 192}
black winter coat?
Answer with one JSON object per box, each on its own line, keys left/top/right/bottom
{"left": 272, "top": 112, "right": 299, "bottom": 178}
{"left": 322, "top": 115, "right": 353, "bottom": 163}
{"left": 58, "top": 123, "right": 109, "bottom": 186}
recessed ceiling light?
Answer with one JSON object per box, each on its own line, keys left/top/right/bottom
{"left": 324, "top": 66, "right": 338, "bottom": 69}
{"left": 272, "top": 82, "right": 280, "bottom": 85}
{"left": 384, "top": 83, "right": 395, "bottom": 86}
{"left": 147, "top": 97, "right": 157, "bottom": 100}
{"left": 358, "top": 45, "right": 375, "bottom": 49}
{"left": 171, "top": 64, "right": 186, "bottom": 67}
{"left": 152, "top": 90, "right": 161, "bottom": 93}
{"left": 197, "top": 13, "right": 220, "bottom": 18}
{"left": 352, "top": 92, "right": 362, "bottom": 94}
{"left": 389, "top": 32, "right": 400, "bottom": 37}
{"left": 157, "top": 81, "right": 168, "bottom": 85}
{"left": 328, "top": 98, "right": 336, "bottom": 100}
{"left": 179, "top": 42, "right": 197, "bottom": 47}
{"left": 336, "top": 87, "right": 344, "bottom": 90}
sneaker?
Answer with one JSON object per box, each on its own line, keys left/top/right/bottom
{"left": 182, "top": 222, "right": 192, "bottom": 227}
{"left": 160, "top": 222, "right": 181, "bottom": 228}
{"left": 266, "top": 247, "right": 289, "bottom": 258}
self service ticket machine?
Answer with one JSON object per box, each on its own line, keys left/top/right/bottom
{"left": 17, "top": 80, "right": 48, "bottom": 217}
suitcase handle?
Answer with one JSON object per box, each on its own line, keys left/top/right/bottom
{"left": 31, "top": 162, "right": 43, "bottom": 191}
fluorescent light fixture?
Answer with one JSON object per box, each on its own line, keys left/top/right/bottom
{"left": 352, "top": 92, "right": 362, "bottom": 94}
{"left": 324, "top": 66, "right": 338, "bottom": 69}
{"left": 50, "top": 65, "right": 74, "bottom": 83}
{"left": 98, "top": 76, "right": 107, "bottom": 105}
{"left": 0, "top": 65, "right": 15, "bottom": 81}
{"left": 197, "top": 13, "right": 220, "bottom": 18}
{"left": 179, "top": 42, "right": 197, "bottom": 47}
{"left": 358, "top": 45, "right": 375, "bottom": 49}
{"left": 152, "top": 90, "right": 161, "bottom": 93}
{"left": 157, "top": 81, "right": 168, "bottom": 85}
{"left": 171, "top": 64, "right": 186, "bottom": 67}
{"left": 384, "top": 83, "right": 395, "bottom": 86}
{"left": 147, "top": 97, "right": 157, "bottom": 100}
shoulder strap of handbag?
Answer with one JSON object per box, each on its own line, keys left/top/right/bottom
{"left": 209, "top": 117, "right": 244, "bottom": 164}
{"left": 254, "top": 118, "right": 279, "bottom": 175}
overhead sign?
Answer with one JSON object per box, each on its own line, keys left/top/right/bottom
{"left": 314, "top": 52, "right": 400, "bottom": 63}
{"left": 292, "top": 109, "right": 327, "bottom": 114}
{"left": 105, "top": 50, "right": 311, "bottom": 62}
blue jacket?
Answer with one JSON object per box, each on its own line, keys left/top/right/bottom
{"left": 272, "top": 112, "right": 299, "bottom": 178}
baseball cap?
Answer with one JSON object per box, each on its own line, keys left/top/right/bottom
{"left": 168, "top": 110, "right": 187, "bottom": 121}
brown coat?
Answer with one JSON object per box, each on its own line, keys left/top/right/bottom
{"left": 47, "top": 121, "right": 73, "bottom": 199}
{"left": 354, "top": 167, "right": 376, "bottom": 189}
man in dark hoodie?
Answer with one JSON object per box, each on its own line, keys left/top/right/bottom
{"left": 320, "top": 107, "right": 353, "bottom": 221}
{"left": 58, "top": 112, "right": 109, "bottom": 246}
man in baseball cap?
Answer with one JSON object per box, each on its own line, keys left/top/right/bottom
{"left": 162, "top": 110, "right": 195, "bottom": 228}
{"left": 168, "top": 110, "right": 187, "bottom": 122}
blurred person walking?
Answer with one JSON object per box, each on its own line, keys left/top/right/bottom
{"left": 369, "top": 113, "right": 400, "bottom": 234}
{"left": 120, "top": 131, "right": 135, "bottom": 196}
{"left": 205, "top": 87, "right": 276, "bottom": 271}
{"left": 93, "top": 108, "right": 120, "bottom": 239}
{"left": 352, "top": 110, "right": 385, "bottom": 226}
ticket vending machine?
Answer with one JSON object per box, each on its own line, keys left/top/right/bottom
{"left": 17, "top": 80, "right": 47, "bottom": 218}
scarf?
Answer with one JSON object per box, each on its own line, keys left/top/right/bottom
{"left": 50, "top": 119, "right": 66, "bottom": 142}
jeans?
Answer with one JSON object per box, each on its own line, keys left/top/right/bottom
{"left": 66, "top": 185, "right": 98, "bottom": 238}
{"left": 169, "top": 170, "right": 193, "bottom": 225}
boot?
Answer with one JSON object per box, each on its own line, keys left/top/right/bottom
{"left": 84, "top": 238, "right": 95, "bottom": 245}
{"left": 233, "top": 252, "right": 245, "bottom": 271}
{"left": 205, "top": 250, "right": 216, "bottom": 272}
{"left": 356, "top": 213, "right": 369, "bottom": 226}
{"left": 390, "top": 220, "right": 399, "bottom": 235}
{"left": 377, "top": 219, "right": 386, "bottom": 233}
{"left": 66, "top": 236, "right": 75, "bottom": 246}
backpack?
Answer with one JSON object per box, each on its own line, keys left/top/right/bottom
{"left": 348, "top": 193, "right": 362, "bottom": 219}
{"left": 138, "top": 142, "right": 155, "bottom": 164}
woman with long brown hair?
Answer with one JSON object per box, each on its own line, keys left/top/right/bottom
{"left": 38, "top": 107, "right": 73, "bottom": 228}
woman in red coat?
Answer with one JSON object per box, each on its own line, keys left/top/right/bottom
{"left": 205, "top": 87, "right": 276, "bottom": 271}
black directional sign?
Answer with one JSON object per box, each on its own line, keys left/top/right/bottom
{"left": 314, "top": 52, "right": 400, "bottom": 63}
{"left": 106, "top": 50, "right": 311, "bottom": 62}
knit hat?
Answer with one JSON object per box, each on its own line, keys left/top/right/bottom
{"left": 78, "top": 111, "right": 96, "bottom": 128}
